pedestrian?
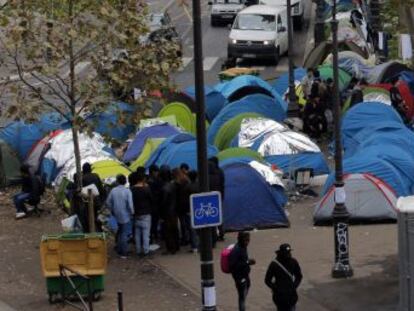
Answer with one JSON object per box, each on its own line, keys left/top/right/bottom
{"left": 160, "top": 166, "right": 180, "bottom": 254}
{"left": 106, "top": 174, "right": 134, "bottom": 259}
{"left": 130, "top": 170, "right": 153, "bottom": 258}
{"left": 148, "top": 164, "right": 162, "bottom": 242}
{"left": 176, "top": 164, "right": 191, "bottom": 246}
{"left": 208, "top": 157, "right": 225, "bottom": 242}
{"left": 229, "top": 231, "right": 256, "bottom": 311}
{"left": 265, "top": 243, "right": 303, "bottom": 311}
{"left": 301, "top": 68, "right": 314, "bottom": 101}
{"left": 187, "top": 170, "right": 199, "bottom": 253}
{"left": 14, "top": 165, "right": 42, "bottom": 219}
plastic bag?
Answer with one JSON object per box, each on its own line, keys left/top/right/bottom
{"left": 61, "top": 215, "right": 83, "bottom": 233}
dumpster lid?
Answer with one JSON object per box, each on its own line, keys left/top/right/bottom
{"left": 397, "top": 196, "right": 414, "bottom": 213}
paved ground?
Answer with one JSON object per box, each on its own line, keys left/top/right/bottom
{"left": 151, "top": 195, "right": 399, "bottom": 311}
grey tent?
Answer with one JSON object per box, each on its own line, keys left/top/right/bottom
{"left": 365, "top": 61, "right": 411, "bottom": 84}
{"left": 0, "top": 139, "right": 21, "bottom": 187}
{"left": 314, "top": 173, "right": 397, "bottom": 224}
{"left": 304, "top": 40, "right": 369, "bottom": 69}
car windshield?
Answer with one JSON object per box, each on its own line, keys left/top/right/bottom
{"left": 215, "top": 0, "right": 242, "bottom": 3}
{"left": 233, "top": 14, "right": 276, "bottom": 31}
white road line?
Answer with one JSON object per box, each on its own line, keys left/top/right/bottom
{"left": 179, "top": 57, "right": 193, "bottom": 71}
{"left": 203, "top": 57, "right": 219, "bottom": 71}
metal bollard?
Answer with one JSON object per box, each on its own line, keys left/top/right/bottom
{"left": 117, "top": 291, "right": 123, "bottom": 311}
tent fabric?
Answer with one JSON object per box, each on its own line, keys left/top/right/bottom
{"left": 184, "top": 86, "right": 228, "bottom": 122}
{"left": 318, "top": 65, "right": 352, "bottom": 91}
{"left": 92, "top": 160, "right": 131, "bottom": 184}
{"left": 158, "top": 102, "right": 196, "bottom": 134}
{"left": 0, "top": 112, "right": 67, "bottom": 159}
{"left": 342, "top": 87, "right": 391, "bottom": 111}
{"left": 365, "top": 61, "right": 411, "bottom": 84}
{"left": 24, "top": 130, "right": 63, "bottom": 174}
{"left": 123, "top": 124, "right": 180, "bottom": 162}
{"left": 273, "top": 68, "right": 307, "bottom": 95}
{"left": 222, "top": 162, "right": 288, "bottom": 231}
{"left": 163, "top": 91, "right": 196, "bottom": 112}
{"left": 214, "top": 113, "right": 263, "bottom": 150}
{"left": 85, "top": 102, "right": 136, "bottom": 141}
{"left": 215, "top": 75, "right": 288, "bottom": 111}
{"left": 41, "top": 129, "right": 114, "bottom": 185}
{"left": 207, "top": 94, "right": 287, "bottom": 145}
{"left": 303, "top": 41, "right": 368, "bottom": 69}
{"left": 0, "top": 139, "right": 21, "bottom": 186}
{"left": 217, "top": 148, "right": 264, "bottom": 163}
{"left": 145, "top": 133, "right": 218, "bottom": 170}
{"left": 324, "top": 51, "right": 376, "bottom": 78}
{"left": 234, "top": 118, "right": 329, "bottom": 176}
{"left": 129, "top": 138, "right": 164, "bottom": 172}
{"left": 314, "top": 173, "right": 398, "bottom": 224}
{"left": 397, "top": 71, "right": 414, "bottom": 95}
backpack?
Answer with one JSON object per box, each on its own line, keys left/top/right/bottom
{"left": 220, "top": 244, "right": 235, "bottom": 274}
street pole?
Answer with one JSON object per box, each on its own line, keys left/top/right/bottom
{"left": 191, "top": 0, "right": 216, "bottom": 310}
{"left": 314, "top": 0, "right": 326, "bottom": 45}
{"left": 287, "top": 0, "right": 299, "bottom": 117}
{"left": 331, "top": 0, "right": 353, "bottom": 279}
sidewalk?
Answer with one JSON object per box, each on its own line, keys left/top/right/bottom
{"left": 0, "top": 301, "right": 16, "bottom": 311}
{"left": 151, "top": 197, "right": 398, "bottom": 310}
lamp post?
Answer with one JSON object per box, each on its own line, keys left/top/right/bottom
{"left": 331, "top": 0, "right": 353, "bottom": 279}
{"left": 191, "top": 0, "right": 216, "bottom": 309}
{"left": 287, "top": 0, "right": 299, "bottom": 116}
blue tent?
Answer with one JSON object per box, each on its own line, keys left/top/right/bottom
{"left": 0, "top": 113, "right": 67, "bottom": 159}
{"left": 341, "top": 102, "right": 403, "bottom": 154}
{"left": 207, "top": 94, "right": 286, "bottom": 145}
{"left": 265, "top": 153, "right": 330, "bottom": 176}
{"left": 85, "top": 102, "right": 136, "bottom": 141}
{"left": 222, "top": 162, "right": 288, "bottom": 231}
{"left": 184, "top": 86, "right": 228, "bottom": 122}
{"left": 145, "top": 133, "right": 218, "bottom": 170}
{"left": 123, "top": 124, "right": 180, "bottom": 162}
{"left": 214, "top": 75, "right": 288, "bottom": 111}
{"left": 273, "top": 68, "right": 307, "bottom": 95}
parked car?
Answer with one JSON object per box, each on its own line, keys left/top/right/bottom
{"left": 227, "top": 5, "right": 288, "bottom": 64}
{"left": 259, "top": 0, "right": 305, "bottom": 30}
{"left": 208, "top": 0, "right": 246, "bottom": 27}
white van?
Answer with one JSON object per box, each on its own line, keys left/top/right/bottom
{"left": 227, "top": 5, "right": 288, "bottom": 64}
{"left": 208, "top": 0, "right": 246, "bottom": 27}
{"left": 259, "top": 0, "right": 305, "bottom": 29}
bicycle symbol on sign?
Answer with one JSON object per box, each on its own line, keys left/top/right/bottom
{"left": 195, "top": 203, "right": 219, "bottom": 220}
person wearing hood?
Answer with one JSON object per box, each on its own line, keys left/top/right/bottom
{"left": 265, "top": 243, "right": 302, "bottom": 311}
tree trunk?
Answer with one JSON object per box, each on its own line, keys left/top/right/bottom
{"left": 71, "top": 125, "right": 83, "bottom": 191}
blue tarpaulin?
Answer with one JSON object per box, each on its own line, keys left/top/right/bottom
{"left": 222, "top": 162, "right": 288, "bottom": 231}
{"left": 273, "top": 68, "right": 307, "bottom": 95}
{"left": 265, "top": 153, "right": 330, "bottom": 176}
{"left": 145, "top": 133, "right": 218, "bottom": 170}
{"left": 123, "top": 124, "right": 180, "bottom": 162}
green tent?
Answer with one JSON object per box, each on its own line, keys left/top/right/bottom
{"left": 92, "top": 160, "right": 131, "bottom": 182}
{"left": 158, "top": 102, "right": 196, "bottom": 134}
{"left": 139, "top": 115, "right": 178, "bottom": 129}
{"left": 214, "top": 113, "right": 263, "bottom": 151}
{"left": 129, "top": 138, "right": 164, "bottom": 172}
{"left": 0, "top": 139, "right": 21, "bottom": 187}
{"left": 217, "top": 147, "right": 264, "bottom": 163}
{"left": 343, "top": 87, "right": 391, "bottom": 111}
{"left": 318, "top": 64, "right": 351, "bottom": 92}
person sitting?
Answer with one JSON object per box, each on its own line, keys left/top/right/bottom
{"left": 14, "top": 165, "right": 42, "bottom": 219}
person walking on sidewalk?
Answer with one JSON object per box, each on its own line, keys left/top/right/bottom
{"left": 229, "top": 231, "right": 256, "bottom": 311}
{"left": 106, "top": 174, "right": 134, "bottom": 259}
{"left": 265, "top": 243, "right": 303, "bottom": 311}
{"left": 130, "top": 170, "right": 153, "bottom": 258}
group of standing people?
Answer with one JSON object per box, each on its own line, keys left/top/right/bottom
{"left": 229, "top": 232, "right": 302, "bottom": 311}
{"left": 105, "top": 157, "right": 225, "bottom": 259}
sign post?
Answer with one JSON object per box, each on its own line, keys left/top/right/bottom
{"left": 190, "top": 191, "right": 222, "bottom": 310}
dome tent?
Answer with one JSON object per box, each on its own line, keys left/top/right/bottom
{"left": 129, "top": 138, "right": 164, "bottom": 172}
{"left": 184, "top": 86, "right": 227, "bottom": 122}
{"left": 92, "top": 160, "right": 131, "bottom": 184}
{"left": 157, "top": 102, "right": 196, "bottom": 134}
{"left": 123, "top": 123, "right": 180, "bottom": 163}
{"left": 273, "top": 68, "right": 307, "bottom": 95}
{"left": 342, "top": 87, "right": 391, "bottom": 111}
{"left": 222, "top": 161, "right": 288, "bottom": 231}
{"left": 145, "top": 133, "right": 218, "bottom": 170}
{"left": 234, "top": 118, "right": 330, "bottom": 176}
{"left": 207, "top": 94, "right": 286, "bottom": 145}
{"left": 317, "top": 64, "right": 352, "bottom": 91}
{"left": 217, "top": 148, "right": 264, "bottom": 163}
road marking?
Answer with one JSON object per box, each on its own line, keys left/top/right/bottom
{"left": 203, "top": 57, "right": 219, "bottom": 71}
{"left": 179, "top": 57, "right": 193, "bottom": 71}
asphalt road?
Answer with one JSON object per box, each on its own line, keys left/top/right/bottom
{"left": 147, "top": 0, "right": 314, "bottom": 89}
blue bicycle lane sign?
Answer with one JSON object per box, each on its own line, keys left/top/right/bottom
{"left": 190, "top": 191, "right": 222, "bottom": 229}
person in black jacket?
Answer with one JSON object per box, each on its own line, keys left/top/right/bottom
{"left": 265, "top": 243, "right": 303, "bottom": 311}
{"left": 14, "top": 165, "right": 42, "bottom": 219}
{"left": 148, "top": 165, "right": 162, "bottom": 242}
{"left": 130, "top": 171, "right": 153, "bottom": 257}
{"left": 229, "top": 231, "right": 256, "bottom": 311}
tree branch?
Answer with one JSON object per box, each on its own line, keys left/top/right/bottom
{"left": 30, "top": 71, "right": 72, "bottom": 108}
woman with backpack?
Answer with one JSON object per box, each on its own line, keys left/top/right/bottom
{"left": 265, "top": 243, "right": 303, "bottom": 311}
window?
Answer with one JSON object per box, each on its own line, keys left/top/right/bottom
{"left": 233, "top": 14, "right": 276, "bottom": 31}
